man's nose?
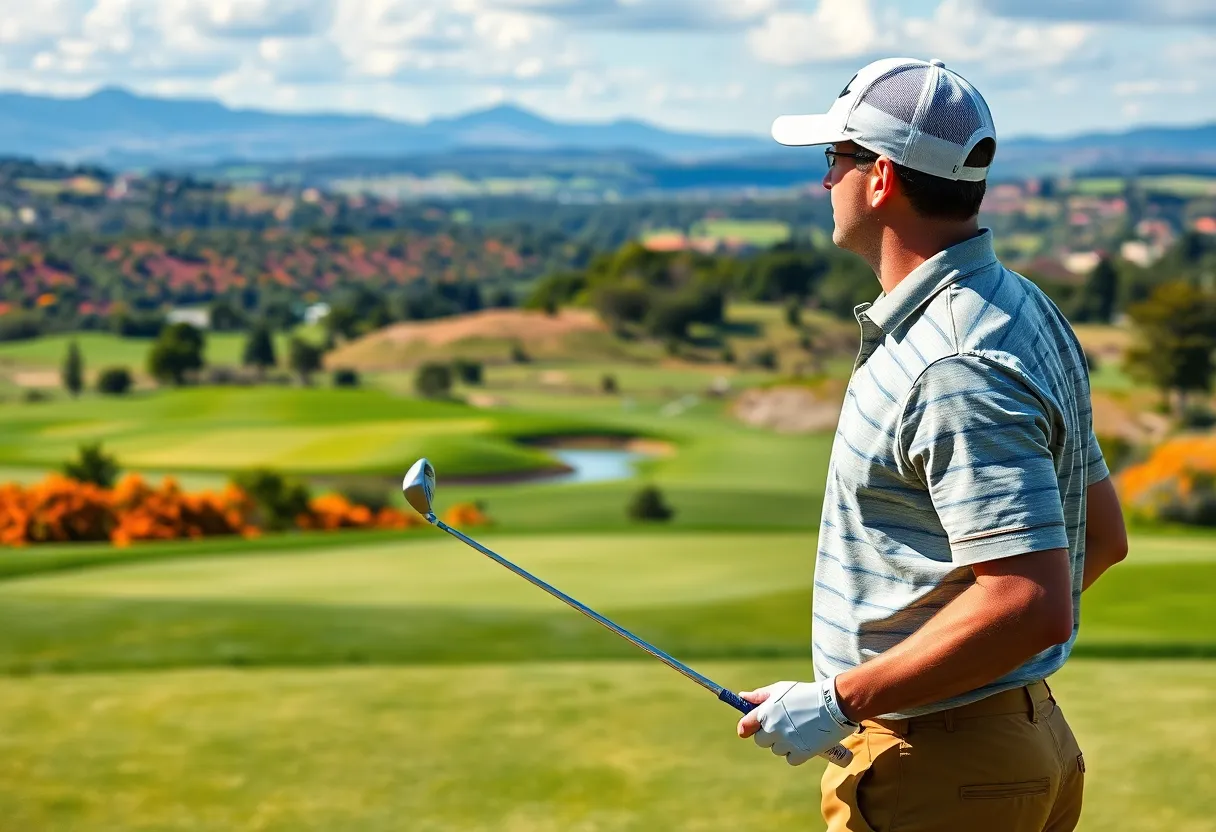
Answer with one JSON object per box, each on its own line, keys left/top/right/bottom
{"left": 822, "top": 169, "right": 832, "bottom": 191}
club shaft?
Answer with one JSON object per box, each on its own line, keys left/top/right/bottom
{"left": 431, "top": 517, "right": 728, "bottom": 698}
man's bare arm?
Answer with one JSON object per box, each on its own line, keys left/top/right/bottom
{"left": 834, "top": 547, "right": 1073, "bottom": 723}
{"left": 1083, "top": 475, "right": 1128, "bottom": 591}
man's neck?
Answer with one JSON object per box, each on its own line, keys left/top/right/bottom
{"left": 871, "top": 222, "right": 982, "bottom": 295}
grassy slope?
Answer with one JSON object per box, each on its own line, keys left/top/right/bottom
{"left": 0, "top": 386, "right": 616, "bottom": 477}
{"left": 0, "top": 530, "right": 1209, "bottom": 674}
{"left": 0, "top": 659, "right": 1210, "bottom": 831}
{"left": 0, "top": 331, "right": 315, "bottom": 375}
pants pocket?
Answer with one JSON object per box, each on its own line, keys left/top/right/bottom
{"left": 960, "top": 778, "right": 1051, "bottom": 800}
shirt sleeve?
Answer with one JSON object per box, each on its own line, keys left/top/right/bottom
{"left": 1087, "top": 427, "right": 1110, "bottom": 485}
{"left": 896, "top": 355, "right": 1069, "bottom": 566}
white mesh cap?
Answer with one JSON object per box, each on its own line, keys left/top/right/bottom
{"left": 771, "top": 57, "right": 996, "bottom": 182}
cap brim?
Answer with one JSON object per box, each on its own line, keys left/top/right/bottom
{"left": 771, "top": 114, "right": 848, "bottom": 147}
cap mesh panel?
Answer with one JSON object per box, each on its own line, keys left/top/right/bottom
{"left": 857, "top": 66, "right": 929, "bottom": 125}
{"left": 919, "top": 75, "right": 984, "bottom": 145}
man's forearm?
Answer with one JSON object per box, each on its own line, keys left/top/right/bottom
{"left": 834, "top": 553, "right": 1072, "bottom": 722}
{"left": 1082, "top": 548, "right": 1120, "bottom": 591}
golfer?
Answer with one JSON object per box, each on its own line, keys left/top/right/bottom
{"left": 735, "top": 58, "right": 1129, "bottom": 831}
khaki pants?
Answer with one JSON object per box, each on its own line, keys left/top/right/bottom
{"left": 822, "top": 680, "right": 1085, "bottom": 832}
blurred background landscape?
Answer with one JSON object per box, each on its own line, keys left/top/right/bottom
{"left": 1, "top": 1, "right": 1215, "bottom": 829}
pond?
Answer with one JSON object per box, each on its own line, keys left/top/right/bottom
{"left": 540, "top": 447, "right": 650, "bottom": 485}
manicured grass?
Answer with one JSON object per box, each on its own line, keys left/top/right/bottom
{"left": 0, "top": 328, "right": 329, "bottom": 379}
{"left": 0, "top": 386, "right": 613, "bottom": 477}
{"left": 690, "top": 218, "right": 791, "bottom": 246}
{"left": 0, "top": 658, "right": 1210, "bottom": 831}
{"left": 0, "top": 530, "right": 1209, "bottom": 674}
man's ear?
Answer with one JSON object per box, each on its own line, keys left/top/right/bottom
{"left": 869, "top": 157, "right": 897, "bottom": 209}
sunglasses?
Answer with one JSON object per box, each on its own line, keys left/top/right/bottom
{"left": 825, "top": 148, "right": 878, "bottom": 169}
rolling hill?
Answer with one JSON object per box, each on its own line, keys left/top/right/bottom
{"left": 1, "top": 86, "right": 1214, "bottom": 183}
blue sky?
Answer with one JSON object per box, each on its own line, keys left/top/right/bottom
{"left": 1, "top": 0, "right": 1214, "bottom": 140}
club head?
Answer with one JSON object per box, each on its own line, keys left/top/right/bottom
{"left": 402, "top": 458, "right": 437, "bottom": 519}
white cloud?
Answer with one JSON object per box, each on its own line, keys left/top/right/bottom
{"left": 746, "top": 0, "right": 877, "bottom": 66}
{"left": 0, "top": 0, "right": 90, "bottom": 45}
{"left": 902, "top": 0, "right": 1094, "bottom": 73}
{"left": 979, "top": 0, "right": 1216, "bottom": 26}
{"left": 460, "top": 0, "right": 786, "bottom": 31}
{"left": 139, "top": 0, "right": 335, "bottom": 40}
{"left": 747, "top": 0, "right": 1095, "bottom": 73}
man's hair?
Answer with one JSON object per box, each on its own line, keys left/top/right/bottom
{"left": 891, "top": 138, "right": 996, "bottom": 221}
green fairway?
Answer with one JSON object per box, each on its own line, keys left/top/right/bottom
{"left": 0, "top": 386, "right": 612, "bottom": 477}
{"left": 0, "top": 331, "right": 255, "bottom": 373}
{"left": 690, "top": 218, "right": 792, "bottom": 246}
{"left": 0, "top": 658, "right": 1210, "bottom": 831}
{"left": 0, "top": 530, "right": 1209, "bottom": 674}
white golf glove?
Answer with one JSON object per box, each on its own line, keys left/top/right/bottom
{"left": 749, "top": 677, "right": 858, "bottom": 766}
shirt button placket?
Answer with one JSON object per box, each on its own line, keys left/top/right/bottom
{"left": 852, "top": 315, "right": 883, "bottom": 374}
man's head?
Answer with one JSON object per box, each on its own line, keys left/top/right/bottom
{"left": 772, "top": 58, "right": 996, "bottom": 259}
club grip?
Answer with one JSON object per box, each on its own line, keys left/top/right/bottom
{"left": 718, "top": 688, "right": 756, "bottom": 714}
{"left": 719, "top": 688, "right": 854, "bottom": 767}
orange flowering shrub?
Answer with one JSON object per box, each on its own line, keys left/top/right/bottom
{"left": 109, "top": 474, "right": 260, "bottom": 546}
{"left": 1117, "top": 434, "right": 1216, "bottom": 502}
{"left": 1116, "top": 434, "right": 1216, "bottom": 523}
{"left": 0, "top": 474, "right": 492, "bottom": 547}
{"left": 0, "top": 474, "right": 113, "bottom": 546}
{"left": 442, "top": 502, "right": 492, "bottom": 529}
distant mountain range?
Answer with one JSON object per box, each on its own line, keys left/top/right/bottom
{"left": 1, "top": 86, "right": 1215, "bottom": 183}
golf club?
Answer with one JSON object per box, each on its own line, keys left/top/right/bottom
{"left": 402, "top": 457, "right": 853, "bottom": 768}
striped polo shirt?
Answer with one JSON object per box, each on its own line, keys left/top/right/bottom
{"left": 812, "top": 228, "right": 1109, "bottom": 719}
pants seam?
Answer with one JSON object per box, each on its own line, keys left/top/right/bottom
{"left": 888, "top": 736, "right": 908, "bottom": 832}
{"left": 1042, "top": 702, "right": 1068, "bottom": 823}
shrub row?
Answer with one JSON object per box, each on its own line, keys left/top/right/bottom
{"left": 0, "top": 474, "right": 490, "bottom": 547}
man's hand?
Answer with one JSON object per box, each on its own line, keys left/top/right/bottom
{"left": 736, "top": 678, "right": 856, "bottom": 766}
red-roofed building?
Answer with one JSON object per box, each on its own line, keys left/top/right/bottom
{"left": 1193, "top": 216, "right": 1216, "bottom": 235}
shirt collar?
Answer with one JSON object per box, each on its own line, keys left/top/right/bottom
{"left": 861, "top": 228, "right": 998, "bottom": 334}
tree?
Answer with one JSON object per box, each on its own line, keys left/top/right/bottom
{"left": 1073, "top": 257, "right": 1120, "bottom": 323}
{"left": 241, "top": 323, "right": 277, "bottom": 377}
{"left": 147, "top": 322, "right": 205, "bottom": 385}
{"left": 288, "top": 337, "right": 323, "bottom": 385}
{"left": 1124, "top": 281, "right": 1216, "bottom": 416}
{"left": 451, "top": 359, "right": 483, "bottom": 385}
{"left": 96, "top": 366, "right": 133, "bottom": 396}
{"left": 332, "top": 367, "right": 360, "bottom": 387}
{"left": 785, "top": 299, "right": 803, "bottom": 328}
{"left": 628, "top": 485, "right": 674, "bottom": 522}
{"left": 208, "top": 298, "right": 246, "bottom": 332}
{"left": 62, "top": 442, "right": 120, "bottom": 488}
{"left": 62, "top": 339, "right": 83, "bottom": 398}
{"left": 415, "top": 362, "right": 452, "bottom": 398}
{"left": 231, "top": 468, "right": 311, "bottom": 531}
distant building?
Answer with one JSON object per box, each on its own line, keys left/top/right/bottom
{"left": 1120, "top": 240, "right": 1163, "bottom": 267}
{"left": 304, "top": 302, "right": 331, "bottom": 325}
{"left": 642, "top": 233, "right": 688, "bottom": 252}
{"left": 1193, "top": 216, "right": 1216, "bottom": 235}
{"left": 167, "top": 307, "right": 211, "bottom": 329}
{"left": 1063, "top": 251, "right": 1102, "bottom": 275}
{"left": 1136, "top": 219, "right": 1177, "bottom": 248}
